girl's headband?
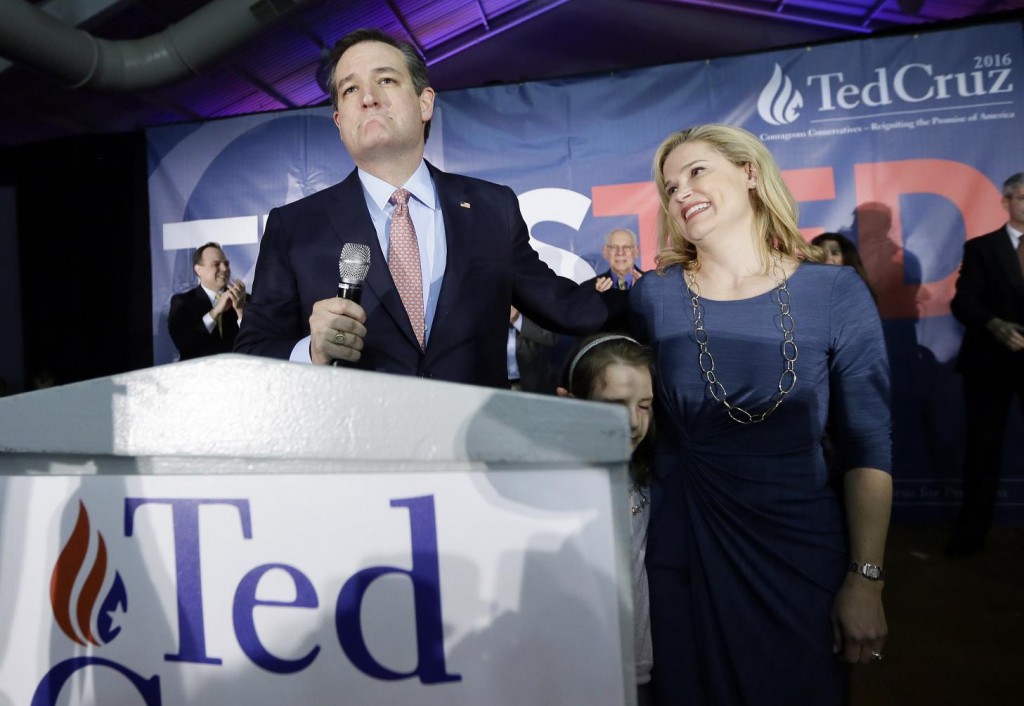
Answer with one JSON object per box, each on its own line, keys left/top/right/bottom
{"left": 568, "top": 334, "right": 641, "bottom": 394}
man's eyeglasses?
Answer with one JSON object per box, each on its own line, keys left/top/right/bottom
{"left": 605, "top": 245, "right": 636, "bottom": 253}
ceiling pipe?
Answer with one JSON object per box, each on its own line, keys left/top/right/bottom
{"left": 0, "top": 0, "right": 315, "bottom": 91}
{"left": 658, "top": 0, "right": 873, "bottom": 34}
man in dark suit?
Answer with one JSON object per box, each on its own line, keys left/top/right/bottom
{"left": 508, "top": 306, "right": 557, "bottom": 394}
{"left": 583, "top": 228, "right": 644, "bottom": 332}
{"left": 947, "top": 172, "right": 1024, "bottom": 556}
{"left": 168, "top": 242, "right": 246, "bottom": 360}
{"left": 234, "top": 29, "right": 607, "bottom": 387}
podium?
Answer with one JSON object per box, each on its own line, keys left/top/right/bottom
{"left": 0, "top": 355, "right": 635, "bottom": 706}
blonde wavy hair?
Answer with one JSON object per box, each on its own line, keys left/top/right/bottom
{"left": 652, "top": 124, "right": 823, "bottom": 273}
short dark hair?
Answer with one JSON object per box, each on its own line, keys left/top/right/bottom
{"left": 1002, "top": 172, "right": 1024, "bottom": 197}
{"left": 192, "top": 242, "right": 222, "bottom": 267}
{"left": 326, "top": 28, "right": 432, "bottom": 140}
{"left": 562, "top": 334, "right": 654, "bottom": 400}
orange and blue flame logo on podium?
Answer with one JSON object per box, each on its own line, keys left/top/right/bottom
{"left": 49, "top": 501, "right": 127, "bottom": 646}
{"left": 31, "top": 493, "right": 460, "bottom": 704}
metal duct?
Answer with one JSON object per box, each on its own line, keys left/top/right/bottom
{"left": 0, "top": 0, "right": 313, "bottom": 90}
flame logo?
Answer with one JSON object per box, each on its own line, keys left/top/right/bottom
{"left": 50, "top": 501, "right": 127, "bottom": 646}
{"left": 757, "top": 64, "right": 803, "bottom": 126}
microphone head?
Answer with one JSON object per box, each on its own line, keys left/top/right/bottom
{"left": 338, "top": 243, "right": 371, "bottom": 285}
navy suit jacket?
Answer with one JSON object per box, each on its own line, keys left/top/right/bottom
{"left": 168, "top": 285, "right": 239, "bottom": 360}
{"left": 950, "top": 226, "right": 1024, "bottom": 374}
{"left": 235, "top": 163, "right": 609, "bottom": 388}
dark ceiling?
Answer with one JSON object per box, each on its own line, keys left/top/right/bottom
{"left": 0, "top": 0, "right": 1020, "bottom": 148}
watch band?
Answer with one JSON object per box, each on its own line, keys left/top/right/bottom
{"left": 849, "top": 561, "right": 886, "bottom": 581}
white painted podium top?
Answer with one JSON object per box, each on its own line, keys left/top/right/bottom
{"left": 0, "top": 354, "right": 631, "bottom": 468}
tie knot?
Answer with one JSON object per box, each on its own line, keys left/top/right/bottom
{"left": 390, "top": 188, "right": 411, "bottom": 207}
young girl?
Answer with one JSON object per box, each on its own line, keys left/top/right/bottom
{"left": 558, "top": 333, "right": 655, "bottom": 706}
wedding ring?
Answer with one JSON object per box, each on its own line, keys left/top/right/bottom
{"left": 870, "top": 651, "right": 883, "bottom": 661}
{"left": 334, "top": 331, "right": 346, "bottom": 346}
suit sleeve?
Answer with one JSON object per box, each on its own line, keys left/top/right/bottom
{"left": 168, "top": 291, "right": 214, "bottom": 355}
{"left": 234, "top": 207, "right": 308, "bottom": 359}
{"left": 949, "top": 238, "right": 995, "bottom": 331}
{"left": 519, "top": 316, "right": 557, "bottom": 346}
{"left": 504, "top": 186, "right": 609, "bottom": 335}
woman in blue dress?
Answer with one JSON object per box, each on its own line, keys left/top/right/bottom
{"left": 631, "top": 124, "right": 892, "bottom": 705}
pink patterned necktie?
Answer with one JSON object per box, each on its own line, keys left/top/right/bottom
{"left": 388, "top": 188, "right": 425, "bottom": 348}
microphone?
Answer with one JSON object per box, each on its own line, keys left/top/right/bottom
{"left": 337, "top": 243, "right": 371, "bottom": 304}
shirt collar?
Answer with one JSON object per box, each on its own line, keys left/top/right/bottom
{"left": 199, "top": 284, "right": 222, "bottom": 303}
{"left": 358, "top": 160, "right": 436, "bottom": 212}
{"left": 1007, "top": 223, "right": 1023, "bottom": 244}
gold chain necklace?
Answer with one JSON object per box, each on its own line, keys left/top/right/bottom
{"left": 684, "top": 256, "right": 798, "bottom": 424}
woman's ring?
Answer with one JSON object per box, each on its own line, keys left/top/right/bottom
{"left": 870, "top": 651, "right": 883, "bottom": 662}
{"left": 334, "top": 331, "right": 346, "bottom": 346}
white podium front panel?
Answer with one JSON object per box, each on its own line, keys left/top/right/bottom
{"left": 0, "top": 468, "right": 628, "bottom": 705}
{"left": 0, "top": 357, "right": 635, "bottom": 706}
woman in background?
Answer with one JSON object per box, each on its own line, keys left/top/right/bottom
{"left": 812, "top": 231, "right": 877, "bottom": 302}
{"left": 632, "top": 124, "right": 892, "bottom": 705}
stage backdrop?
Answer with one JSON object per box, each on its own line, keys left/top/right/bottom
{"left": 147, "top": 21, "right": 1024, "bottom": 523}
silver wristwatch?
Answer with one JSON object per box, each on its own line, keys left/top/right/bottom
{"left": 849, "top": 561, "right": 886, "bottom": 581}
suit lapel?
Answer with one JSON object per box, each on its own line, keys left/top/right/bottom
{"left": 189, "top": 285, "right": 211, "bottom": 314}
{"left": 428, "top": 164, "right": 474, "bottom": 352}
{"left": 990, "top": 226, "right": 1024, "bottom": 288}
{"left": 325, "top": 169, "right": 421, "bottom": 349}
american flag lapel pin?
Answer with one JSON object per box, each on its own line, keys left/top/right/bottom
{"left": 460, "top": 201, "right": 471, "bottom": 209}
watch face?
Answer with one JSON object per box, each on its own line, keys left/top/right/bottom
{"left": 851, "top": 562, "right": 884, "bottom": 580}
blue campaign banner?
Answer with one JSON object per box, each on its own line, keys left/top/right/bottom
{"left": 148, "top": 21, "right": 1024, "bottom": 522}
